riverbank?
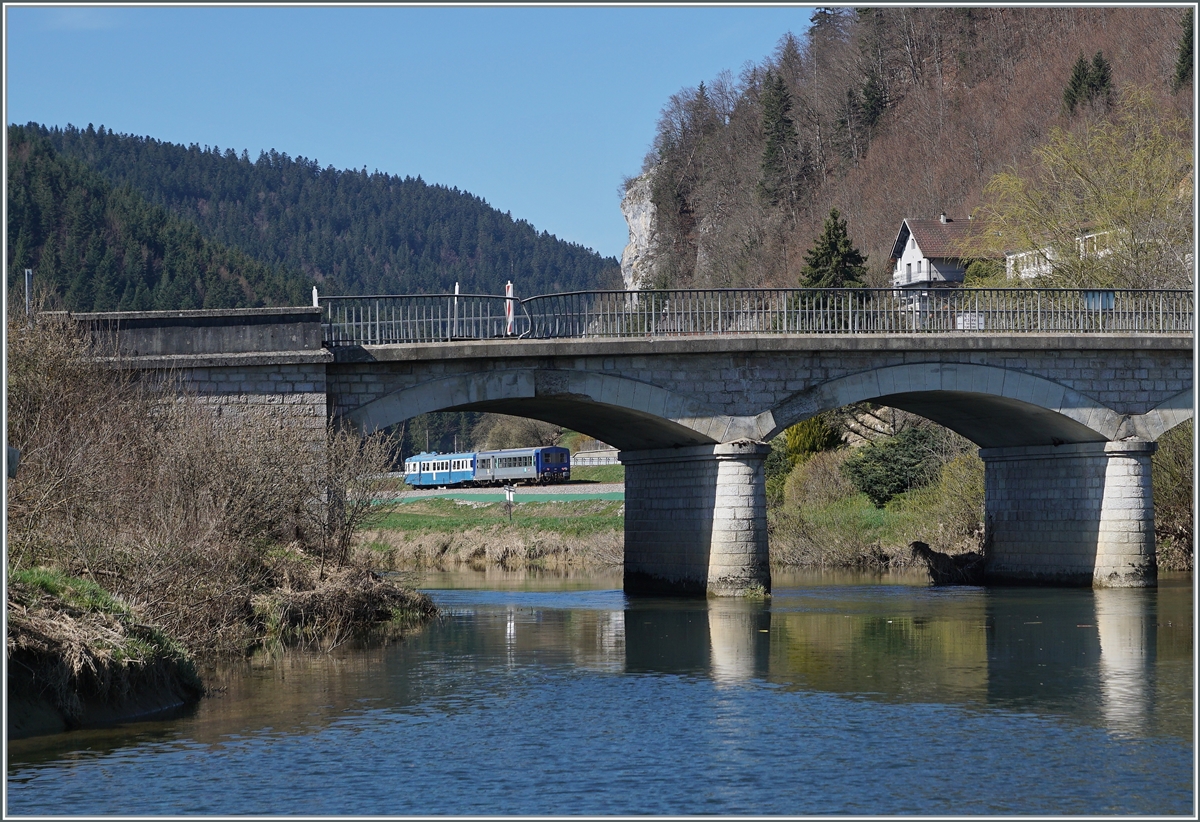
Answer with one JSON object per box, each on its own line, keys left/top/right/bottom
{"left": 6, "top": 561, "right": 438, "bottom": 740}
{"left": 7, "top": 569, "right": 204, "bottom": 740}
{"left": 360, "top": 498, "right": 625, "bottom": 570}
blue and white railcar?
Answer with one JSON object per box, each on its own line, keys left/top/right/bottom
{"left": 403, "top": 451, "right": 477, "bottom": 487}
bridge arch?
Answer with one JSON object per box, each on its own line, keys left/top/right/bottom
{"left": 766, "top": 362, "right": 1126, "bottom": 448}
{"left": 340, "top": 369, "right": 768, "bottom": 451}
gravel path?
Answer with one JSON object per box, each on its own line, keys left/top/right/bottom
{"left": 402, "top": 482, "right": 624, "bottom": 500}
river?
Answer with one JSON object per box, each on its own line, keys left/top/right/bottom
{"left": 6, "top": 569, "right": 1193, "bottom": 815}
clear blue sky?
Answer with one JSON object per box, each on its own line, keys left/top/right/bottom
{"left": 5, "top": 4, "right": 814, "bottom": 260}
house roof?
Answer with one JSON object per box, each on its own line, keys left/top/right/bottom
{"left": 891, "top": 217, "right": 997, "bottom": 261}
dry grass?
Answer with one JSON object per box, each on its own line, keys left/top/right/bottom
{"left": 6, "top": 570, "right": 203, "bottom": 722}
{"left": 6, "top": 312, "right": 433, "bottom": 659}
{"left": 360, "top": 526, "right": 624, "bottom": 571}
{"left": 252, "top": 565, "right": 437, "bottom": 648}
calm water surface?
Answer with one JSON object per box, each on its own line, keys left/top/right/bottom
{"left": 6, "top": 569, "right": 1194, "bottom": 815}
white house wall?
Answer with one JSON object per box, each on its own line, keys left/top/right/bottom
{"left": 893, "top": 237, "right": 964, "bottom": 286}
{"left": 893, "top": 237, "right": 928, "bottom": 286}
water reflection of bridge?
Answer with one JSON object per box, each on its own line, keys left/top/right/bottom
{"left": 473, "top": 579, "right": 1190, "bottom": 739}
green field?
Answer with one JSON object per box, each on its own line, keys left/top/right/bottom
{"left": 376, "top": 498, "right": 624, "bottom": 538}
{"left": 569, "top": 464, "right": 624, "bottom": 483}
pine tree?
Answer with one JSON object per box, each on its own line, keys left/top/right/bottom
{"left": 860, "top": 72, "right": 887, "bottom": 132}
{"left": 1088, "top": 51, "right": 1113, "bottom": 107}
{"left": 1063, "top": 54, "right": 1091, "bottom": 114}
{"left": 760, "top": 71, "right": 797, "bottom": 205}
{"left": 1174, "top": 8, "right": 1194, "bottom": 92}
{"left": 799, "top": 208, "right": 867, "bottom": 288}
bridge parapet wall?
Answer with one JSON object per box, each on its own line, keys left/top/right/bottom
{"left": 74, "top": 308, "right": 332, "bottom": 436}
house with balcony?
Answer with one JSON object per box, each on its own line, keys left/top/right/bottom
{"left": 890, "top": 214, "right": 991, "bottom": 289}
{"left": 1004, "top": 228, "right": 1113, "bottom": 280}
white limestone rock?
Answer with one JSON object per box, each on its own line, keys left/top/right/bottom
{"left": 620, "top": 171, "right": 657, "bottom": 291}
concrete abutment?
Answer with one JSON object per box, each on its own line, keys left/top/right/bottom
{"left": 982, "top": 441, "right": 1157, "bottom": 588}
{"left": 620, "top": 441, "right": 771, "bottom": 598}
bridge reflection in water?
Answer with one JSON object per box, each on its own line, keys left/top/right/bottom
{"left": 7, "top": 573, "right": 1190, "bottom": 816}
{"left": 406, "top": 572, "right": 1190, "bottom": 738}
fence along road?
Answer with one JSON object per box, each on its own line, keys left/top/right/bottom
{"left": 318, "top": 287, "right": 1194, "bottom": 345}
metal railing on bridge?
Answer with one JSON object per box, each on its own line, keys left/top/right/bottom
{"left": 320, "top": 288, "right": 1193, "bottom": 345}
{"left": 320, "top": 293, "right": 532, "bottom": 345}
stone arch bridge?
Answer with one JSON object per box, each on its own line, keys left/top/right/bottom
{"left": 79, "top": 289, "right": 1193, "bottom": 596}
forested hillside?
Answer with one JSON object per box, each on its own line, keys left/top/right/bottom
{"left": 7, "top": 126, "right": 308, "bottom": 311}
{"left": 21, "top": 123, "right": 620, "bottom": 300}
{"left": 632, "top": 6, "right": 1193, "bottom": 288}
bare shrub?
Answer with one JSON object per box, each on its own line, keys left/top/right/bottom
{"left": 6, "top": 313, "right": 158, "bottom": 572}
{"left": 783, "top": 448, "right": 856, "bottom": 508}
{"left": 6, "top": 312, "right": 419, "bottom": 655}
{"left": 301, "top": 425, "right": 403, "bottom": 572}
{"left": 1154, "top": 420, "right": 1193, "bottom": 571}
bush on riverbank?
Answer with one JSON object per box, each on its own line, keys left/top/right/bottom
{"left": 6, "top": 313, "right": 434, "bottom": 663}
{"left": 1153, "top": 419, "right": 1194, "bottom": 571}
{"left": 769, "top": 444, "right": 985, "bottom": 569}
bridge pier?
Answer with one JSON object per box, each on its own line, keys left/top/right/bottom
{"left": 981, "top": 441, "right": 1157, "bottom": 588}
{"left": 620, "top": 441, "right": 771, "bottom": 598}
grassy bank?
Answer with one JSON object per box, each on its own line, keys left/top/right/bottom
{"left": 360, "top": 498, "right": 624, "bottom": 570}
{"left": 7, "top": 568, "right": 203, "bottom": 739}
{"left": 570, "top": 464, "right": 625, "bottom": 483}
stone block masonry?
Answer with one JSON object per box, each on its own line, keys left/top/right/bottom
{"left": 981, "top": 441, "right": 1157, "bottom": 588}
{"left": 78, "top": 308, "right": 333, "bottom": 439}
{"left": 621, "top": 441, "right": 770, "bottom": 597}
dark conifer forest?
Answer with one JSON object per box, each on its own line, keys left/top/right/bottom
{"left": 7, "top": 123, "right": 620, "bottom": 312}
{"left": 7, "top": 125, "right": 308, "bottom": 310}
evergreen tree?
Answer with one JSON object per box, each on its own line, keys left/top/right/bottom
{"left": 1087, "top": 51, "right": 1113, "bottom": 107}
{"left": 1174, "top": 8, "right": 1193, "bottom": 92}
{"left": 759, "top": 71, "right": 798, "bottom": 206}
{"left": 1064, "top": 51, "right": 1113, "bottom": 114}
{"left": 1063, "top": 54, "right": 1091, "bottom": 114}
{"left": 798, "top": 208, "right": 867, "bottom": 288}
{"left": 860, "top": 72, "right": 887, "bottom": 132}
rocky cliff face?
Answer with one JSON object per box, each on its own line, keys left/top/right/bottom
{"left": 620, "top": 171, "right": 656, "bottom": 290}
